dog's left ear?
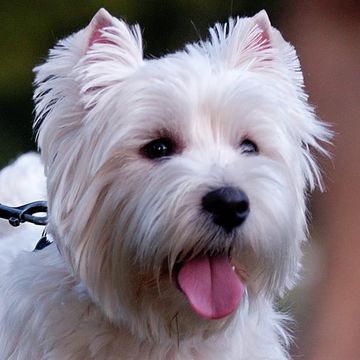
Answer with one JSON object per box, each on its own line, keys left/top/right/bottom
{"left": 208, "top": 10, "right": 300, "bottom": 81}
{"left": 252, "top": 10, "right": 272, "bottom": 49}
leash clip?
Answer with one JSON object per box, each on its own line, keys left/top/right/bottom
{"left": 0, "top": 201, "right": 48, "bottom": 227}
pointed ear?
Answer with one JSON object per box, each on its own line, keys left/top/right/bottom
{"left": 33, "top": 9, "right": 143, "bottom": 167}
{"left": 84, "top": 8, "right": 143, "bottom": 67}
{"left": 252, "top": 10, "right": 272, "bottom": 49}
{"left": 88, "top": 8, "right": 117, "bottom": 47}
{"left": 238, "top": 9, "right": 274, "bottom": 64}
{"left": 207, "top": 9, "right": 303, "bottom": 81}
{"left": 206, "top": 10, "right": 276, "bottom": 69}
{"left": 77, "top": 9, "right": 143, "bottom": 103}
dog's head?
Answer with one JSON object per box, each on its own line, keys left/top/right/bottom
{"left": 34, "top": 9, "right": 330, "bottom": 341}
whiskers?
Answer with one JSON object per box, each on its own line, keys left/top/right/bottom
{"left": 169, "top": 312, "right": 180, "bottom": 348}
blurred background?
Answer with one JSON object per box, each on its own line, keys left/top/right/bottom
{"left": 0, "top": 1, "right": 359, "bottom": 359}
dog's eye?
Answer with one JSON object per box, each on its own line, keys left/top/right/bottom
{"left": 142, "top": 138, "right": 174, "bottom": 159}
{"left": 240, "top": 139, "right": 258, "bottom": 155}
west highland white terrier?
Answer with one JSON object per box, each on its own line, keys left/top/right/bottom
{"left": 0, "top": 8, "right": 330, "bottom": 359}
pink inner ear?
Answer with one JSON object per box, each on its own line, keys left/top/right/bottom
{"left": 256, "top": 28, "right": 270, "bottom": 48}
{"left": 252, "top": 10, "right": 272, "bottom": 49}
{"left": 88, "top": 18, "right": 113, "bottom": 49}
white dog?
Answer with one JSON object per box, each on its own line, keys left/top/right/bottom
{"left": 0, "top": 9, "right": 330, "bottom": 359}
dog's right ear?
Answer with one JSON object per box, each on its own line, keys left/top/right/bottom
{"left": 88, "top": 8, "right": 117, "bottom": 47}
{"left": 78, "top": 9, "right": 143, "bottom": 106}
{"left": 34, "top": 8, "right": 143, "bottom": 98}
{"left": 86, "top": 8, "right": 143, "bottom": 63}
{"left": 33, "top": 9, "right": 143, "bottom": 169}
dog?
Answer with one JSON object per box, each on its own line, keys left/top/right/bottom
{"left": 0, "top": 8, "right": 330, "bottom": 359}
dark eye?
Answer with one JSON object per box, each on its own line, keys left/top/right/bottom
{"left": 142, "top": 138, "right": 174, "bottom": 159}
{"left": 240, "top": 139, "right": 258, "bottom": 155}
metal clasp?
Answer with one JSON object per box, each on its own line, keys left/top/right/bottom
{"left": 0, "top": 201, "right": 48, "bottom": 226}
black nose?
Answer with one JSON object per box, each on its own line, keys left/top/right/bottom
{"left": 202, "top": 187, "right": 250, "bottom": 232}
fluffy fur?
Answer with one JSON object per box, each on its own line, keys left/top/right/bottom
{"left": 0, "top": 9, "right": 330, "bottom": 359}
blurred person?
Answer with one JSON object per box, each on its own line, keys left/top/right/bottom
{"left": 283, "top": 1, "right": 360, "bottom": 359}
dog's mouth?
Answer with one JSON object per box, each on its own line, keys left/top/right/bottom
{"left": 174, "top": 251, "right": 247, "bottom": 320}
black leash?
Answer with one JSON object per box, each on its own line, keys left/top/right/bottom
{"left": 0, "top": 201, "right": 48, "bottom": 227}
{"left": 0, "top": 201, "right": 51, "bottom": 250}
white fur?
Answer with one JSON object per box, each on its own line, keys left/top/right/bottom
{"left": 0, "top": 9, "right": 330, "bottom": 359}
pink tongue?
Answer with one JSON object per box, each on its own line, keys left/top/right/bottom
{"left": 177, "top": 255, "right": 244, "bottom": 320}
